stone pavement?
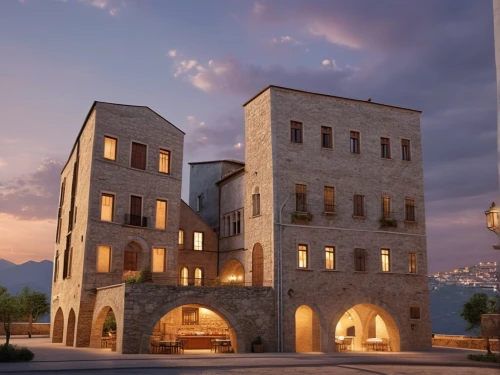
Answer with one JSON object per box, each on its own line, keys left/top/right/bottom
{"left": 1, "top": 337, "right": 498, "bottom": 374}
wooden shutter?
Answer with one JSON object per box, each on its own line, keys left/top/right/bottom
{"left": 131, "top": 142, "right": 147, "bottom": 169}
{"left": 124, "top": 251, "right": 137, "bottom": 271}
{"left": 296, "top": 184, "right": 307, "bottom": 212}
{"left": 354, "top": 195, "right": 364, "bottom": 216}
{"left": 252, "top": 243, "right": 264, "bottom": 286}
{"left": 355, "top": 248, "right": 366, "bottom": 271}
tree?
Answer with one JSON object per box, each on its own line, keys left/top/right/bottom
{"left": 461, "top": 292, "right": 498, "bottom": 355}
{"left": 0, "top": 286, "right": 22, "bottom": 346}
{"left": 17, "top": 287, "right": 50, "bottom": 339}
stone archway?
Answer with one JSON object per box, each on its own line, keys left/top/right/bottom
{"left": 252, "top": 243, "right": 263, "bottom": 286}
{"left": 52, "top": 307, "right": 64, "bottom": 343}
{"left": 295, "top": 305, "right": 321, "bottom": 352}
{"left": 139, "top": 295, "right": 247, "bottom": 354}
{"left": 90, "top": 306, "right": 118, "bottom": 351}
{"left": 331, "top": 302, "right": 401, "bottom": 352}
{"left": 124, "top": 236, "right": 149, "bottom": 272}
{"left": 220, "top": 259, "right": 245, "bottom": 284}
{"left": 66, "top": 308, "right": 76, "bottom": 347}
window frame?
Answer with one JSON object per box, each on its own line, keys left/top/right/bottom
{"left": 130, "top": 141, "right": 148, "bottom": 170}
{"left": 325, "top": 246, "right": 336, "bottom": 270}
{"left": 353, "top": 195, "right": 365, "bottom": 217}
{"left": 350, "top": 131, "right": 360, "bottom": 154}
{"left": 182, "top": 307, "right": 199, "bottom": 325}
{"left": 252, "top": 187, "right": 261, "bottom": 217}
{"left": 96, "top": 245, "right": 112, "bottom": 273}
{"left": 193, "top": 231, "right": 204, "bottom": 251}
{"left": 381, "top": 137, "right": 391, "bottom": 159}
{"left": 410, "top": 304, "right": 421, "bottom": 320}
{"left": 354, "top": 248, "right": 366, "bottom": 272}
{"left": 179, "top": 266, "right": 189, "bottom": 286}
{"left": 381, "top": 248, "right": 391, "bottom": 272}
{"left": 152, "top": 247, "right": 166, "bottom": 273}
{"left": 290, "top": 121, "right": 303, "bottom": 144}
{"left": 194, "top": 267, "right": 203, "bottom": 286}
{"left": 408, "top": 252, "right": 417, "bottom": 274}
{"left": 158, "top": 148, "right": 171, "bottom": 174}
{"left": 321, "top": 126, "right": 333, "bottom": 149}
{"left": 298, "top": 243, "right": 308, "bottom": 269}
{"left": 295, "top": 184, "right": 307, "bottom": 213}
{"left": 100, "top": 192, "right": 115, "bottom": 222}
{"left": 324, "top": 186, "right": 335, "bottom": 213}
{"left": 401, "top": 139, "right": 411, "bottom": 161}
{"left": 405, "top": 198, "right": 416, "bottom": 222}
{"left": 381, "top": 196, "right": 391, "bottom": 219}
{"left": 103, "top": 135, "right": 118, "bottom": 161}
{"left": 128, "top": 194, "right": 144, "bottom": 227}
{"left": 178, "top": 229, "right": 185, "bottom": 249}
{"left": 155, "top": 199, "right": 168, "bottom": 229}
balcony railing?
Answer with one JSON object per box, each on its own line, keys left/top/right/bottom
{"left": 124, "top": 214, "right": 148, "bottom": 227}
{"left": 295, "top": 203, "right": 308, "bottom": 213}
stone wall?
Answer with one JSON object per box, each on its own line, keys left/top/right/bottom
{"left": 121, "top": 284, "right": 275, "bottom": 354}
{"left": 482, "top": 314, "right": 500, "bottom": 339}
{"left": 0, "top": 323, "right": 50, "bottom": 336}
{"left": 432, "top": 335, "right": 499, "bottom": 351}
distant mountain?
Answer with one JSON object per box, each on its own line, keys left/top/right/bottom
{"left": 0, "top": 259, "right": 16, "bottom": 271}
{"left": 430, "top": 283, "right": 499, "bottom": 335}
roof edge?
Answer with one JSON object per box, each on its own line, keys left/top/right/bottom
{"left": 216, "top": 167, "right": 245, "bottom": 186}
{"left": 188, "top": 159, "right": 245, "bottom": 166}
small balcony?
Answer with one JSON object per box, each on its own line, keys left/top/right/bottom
{"left": 124, "top": 214, "right": 148, "bottom": 228}
{"left": 379, "top": 213, "right": 398, "bottom": 228}
{"left": 323, "top": 202, "right": 337, "bottom": 214}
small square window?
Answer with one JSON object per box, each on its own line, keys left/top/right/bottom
{"left": 381, "top": 137, "right": 391, "bottom": 159}
{"left": 104, "top": 136, "right": 117, "bottom": 160}
{"left": 101, "top": 194, "right": 114, "bottom": 222}
{"left": 291, "top": 121, "right": 303, "bottom": 143}
{"left": 194, "top": 232, "right": 203, "bottom": 251}
{"left": 325, "top": 246, "right": 335, "bottom": 270}
{"left": 152, "top": 247, "right": 166, "bottom": 273}
{"left": 401, "top": 139, "right": 411, "bottom": 161}
{"left": 350, "top": 131, "right": 360, "bottom": 153}
{"left": 159, "top": 149, "right": 170, "bottom": 174}
{"left": 97, "top": 245, "right": 111, "bottom": 272}
{"left": 381, "top": 249, "right": 391, "bottom": 272}
{"left": 298, "top": 244, "right": 308, "bottom": 268}
{"left": 321, "top": 126, "right": 332, "bottom": 148}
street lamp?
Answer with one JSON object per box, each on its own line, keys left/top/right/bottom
{"left": 484, "top": 202, "right": 500, "bottom": 250}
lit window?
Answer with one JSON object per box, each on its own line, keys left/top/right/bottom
{"left": 408, "top": 252, "right": 417, "bottom": 273}
{"left": 381, "top": 137, "right": 391, "bottom": 159}
{"left": 152, "top": 247, "right": 166, "bottom": 273}
{"left": 178, "top": 229, "right": 184, "bottom": 249}
{"left": 104, "top": 136, "right": 117, "bottom": 160}
{"left": 321, "top": 126, "right": 332, "bottom": 148}
{"left": 405, "top": 198, "right": 416, "bottom": 221}
{"left": 350, "top": 131, "right": 360, "bottom": 153}
{"left": 381, "top": 249, "right": 391, "bottom": 272}
{"left": 401, "top": 139, "right": 411, "bottom": 161}
{"left": 194, "top": 268, "right": 203, "bottom": 286}
{"left": 97, "top": 245, "right": 111, "bottom": 272}
{"left": 325, "top": 246, "right": 335, "bottom": 270}
{"left": 180, "top": 267, "right": 189, "bottom": 286}
{"left": 298, "top": 244, "right": 308, "bottom": 268}
{"left": 156, "top": 200, "right": 167, "bottom": 229}
{"left": 194, "top": 232, "right": 203, "bottom": 251}
{"left": 159, "top": 149, "right": 170, "bottom": 174}
{"left": 101, "top": 194, "right": 114, "bottom": 222}
{"left": 381, "top": 197, "right": 391, "bottom": 219}
{"left": 182, "top": 307, "right": 199, "bottom": 324}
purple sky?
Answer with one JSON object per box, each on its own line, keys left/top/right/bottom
{"left": 0, "top": 0, "right": 499, "bottom": 273}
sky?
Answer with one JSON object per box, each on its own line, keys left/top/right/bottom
{"left": 0, "top": 0, "right": 499, "bottom": 273}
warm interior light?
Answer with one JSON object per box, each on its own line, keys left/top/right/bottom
{"left": 229, "top": 275, "right": 236, "bottom": 281}
{"left": 485, "top": 202, "right": 499, "bottom": 232}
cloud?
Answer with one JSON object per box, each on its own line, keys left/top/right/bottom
{"left": 167, "top": 50, "right": 177, "bottom": 57}
{"left": 270, "top": 36, "right": 301, "bottom": 45}
{"left": 79, "top": 0, "right": 122, "bottom": 16}
{"left": 253, "top": 2, "right": 266, "bottom": 15}
{"left": 0, "top": 158, "right": 62, "bottom": 220}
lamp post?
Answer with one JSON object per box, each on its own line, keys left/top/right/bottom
{"left": 484, "top": 202, "right": 500, "bottom": 250}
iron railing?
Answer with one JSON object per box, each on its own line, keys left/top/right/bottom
{"left": 124, "top": 214, "right": 148, "bottom": 227}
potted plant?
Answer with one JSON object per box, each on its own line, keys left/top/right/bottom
{"left": 252, "top": 336, "right": 264, "bottom": 353}
{"left": 140, "top": 267, "right": 153, "bottom": 283}
{"left": 379, "top": 217, "right": 398, "bottom": 228}
{"left": 291, "top": 212, "right": 313, "bottom": 223}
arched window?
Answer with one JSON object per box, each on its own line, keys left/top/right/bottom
{"left": 180, "top": 267, "right": 189, "bottom": 286}
{"left": 252, "top": 187, "right": 260, "bottom": 216}
{"left": 194, "top": 268, "right": 203, "bottom": 286}
{"left": 410, "top": 302, "right": 421, "bottom": 319}
{"left": 236, "top": 211, "right": 241, "bottom": 234}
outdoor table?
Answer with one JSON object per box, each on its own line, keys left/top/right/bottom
{"left": 159, "top": 340, "right": 180, "bottom": 354}
{"left": 365, "top": 338, "right": 383, "bottom": 351}
{"left": 215, "top": 339, "right": 232, "bottom": 353}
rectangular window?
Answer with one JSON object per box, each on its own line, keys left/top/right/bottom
{"left": 325, "top": 246, "right": 335, "bottom": 270}
{"left": 97, "top": 245, "right": 111, "bottom": 272}
{"left": 381, "top": 249, "right": 391, "bottom": 272}
{"left": 295, "top": 184, "right": 307, "bottom": 212}
{"left": 350, "top": 131, "right": 360, "bottom": 153}
{"left": 196, "top": 195, "right": 202, "bottom": 212}
{"left": 159, "top": 149, "right": 170, "bottom": 174}
{"left": 104, "top": 136, "right": 117, "bottom": 161}
{"left": 178, "top": 230, "right": 184, "bottom": 250}
{"left": 129, "top": 195, "right": 142, "bottom": 226}
{"left": 152, "top": 247, "right": 166, "bottom": 273}
{"left": 324, "top": 186, "right": 335, "bottom": 212}
{"left": 56, "top": 217, "right": 62, "bottom": 243}
{"left": 355, "top": 248, "right": 366, "bottom": 271}
{"left": 298, "top": 244, "right": 308, "bottom": 268}
{"left": 182, "top": 307, "right": 199, "bottom": 325}
{"left": 381, "top": 197, "right": 391, "bottom": 219}
{"left": 101, "top": 194, "right": 114, "bottom": 222}
{"left": 401, "top": 139, "right": 411, "bottom": 161}
{"left": 408, "top": 252, "right": 417, "bottom": 273}
{"left": 291, "top": 121, "right": 303, "bottom": 143}
{"left": 410, "top": 306, "right": 421, "bottom": 319}
{"left": 353, "top": 195, "right": 365, "bottom": 217}
{"left": 67, "top": 247, "right": 73, "bottom": 278}
{"left": 252, "top": 193, "right": 261, "bottom": 216}
{"left": 321, "top": 126, "right": 332, "bottom": 148}
{"left": 405, "top": 198, "right": 416, "bottom": 221}
{"left": 381, "top": 137, "right": 391, "bottom": 159}
{"left": 194, "top": 231, "right": 203, "bottom": 251}
{"left": 156, "top": 200, "right": 167, "bottom": 229}
{"left": 131, "top": 142, "right": 147, "bottom": 170}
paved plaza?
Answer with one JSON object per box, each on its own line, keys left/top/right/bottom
{"left": 0, "top": 337, "right": 499, "bottom": 374}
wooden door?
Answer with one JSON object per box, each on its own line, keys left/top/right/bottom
{"left": 130, "top": 195, "right": 142, "bottom": 226}
{"left": 124, "top": 251, "right": 137, "bottom": 271}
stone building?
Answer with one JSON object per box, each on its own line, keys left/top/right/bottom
{"left": 51, "top": 86, "right": 431, "bottom": 354}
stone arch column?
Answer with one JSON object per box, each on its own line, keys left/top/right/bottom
{"left": 52, "top": 307, "right": 64, "bottom": 343}
{"left": 66, "top": 308, "right": 76, "bottom": 347}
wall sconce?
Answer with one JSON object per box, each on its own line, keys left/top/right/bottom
{"left": 484, "top": 202, "right": 500, "bottom": 250}
{"left": 229, "top": 275, "right": 236, "bottom": 281}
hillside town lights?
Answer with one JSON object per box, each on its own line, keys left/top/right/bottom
{"left": 484, "top": 202, "right": 500, "bottom": 250}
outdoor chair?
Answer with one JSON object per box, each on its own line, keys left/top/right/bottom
{"left": 381, "top": 338, "right": 390, "bottom": 351}
{"left": 211, "top": 339, "right": 220, "bottom": 353}
{"left": 151, "top": 340, "right": 161, "bottom": 354}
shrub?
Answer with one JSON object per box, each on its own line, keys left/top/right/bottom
{"left": 467, "top": 353, "right": 500, "bottom": 363}
{"left": 0, "top": 344, "right": 35, "bottom": 362}
{"left": 122, "top": 271, "right": 142, "bottom": 283}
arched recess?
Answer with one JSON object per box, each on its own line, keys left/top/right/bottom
{"left": 220, "top": 259, "right": 245, "bottom": 283}
{"left": 179, "top": 266, "right": 189, "bottom": 286}
{"left": 90, "top": 306, "right": 118, "bottom": 350}
{"left": 66, "top": 308, "right": 76, "bottom": 346}
{"left": 194, "top": 267, "right": 203, "bottom": 286}
{"left": 295, "top": 305, "right": 321, "bottom": 353}
{"left": 144, "top": 296, "right": 246, "bottom": 354}
{"left": 52, "top": 307, "right": 64, "bottom": 343}
{"left": 331, "top": 303, "right": 401, "bottom": 352}
{"left": 252, "top": 243, "right": 264, "bottom": 286}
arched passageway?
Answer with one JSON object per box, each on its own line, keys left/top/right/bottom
{"left": 252, "top": 243, "right": 263, "bottom": 286}
{"left": 90, "top": 307, "right": 117, "bottom": 351}
{"left": 220, "top": 259, "right": 245, "bottom": 284}
{"left": 295, "top": 305, "right": 321, "bottom": 353}
{"left": 150, "top": 304, "right": 237, "bottom": 354}
{"left": 66, "top": 309, "right": 76, "bottom": 346}
{"left": 52, "top": 307, "right": 64, "bottom": 343}
{"left": 333, "top": 303, "right": 401, "bottom": 352}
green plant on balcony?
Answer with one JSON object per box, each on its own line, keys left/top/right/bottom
{"left": 292, "top": 212, "right": 313, "bottom": 223}
{"left": 122, "top": 271, "right": 142, "bottom": 283}
{"left": 379, "top": 217, "right": 398, "bottom": 228}
{"left": 140, "top": 267, "right": 153, "bottom": 283}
